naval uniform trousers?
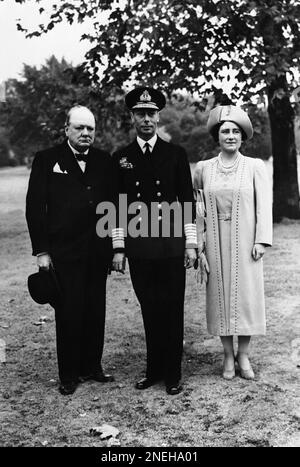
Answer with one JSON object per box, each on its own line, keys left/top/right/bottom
{"left": 128, "top": 256, "right": 186, "bottom": 385}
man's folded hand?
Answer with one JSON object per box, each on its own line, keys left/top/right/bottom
{"left": 37, "top": 253, "right": 52, "bottom": 271}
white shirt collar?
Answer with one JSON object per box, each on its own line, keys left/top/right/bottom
{"left": 68, "top": 140, "right": 89, "bottom": 156}
{"left": 137, "top": 134, "right": 158, "bottom": 153}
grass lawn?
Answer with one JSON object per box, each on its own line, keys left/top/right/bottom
{"left": 0, "top": 166, "right": 299, "bottom": 447}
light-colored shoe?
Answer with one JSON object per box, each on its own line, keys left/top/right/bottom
{"left": 236, "top": 353, "right": 255, "bottom": 380}
{"left": 222, "top": 366, "right": 236, "bottom": 380}
{"left": 222, "top": 357, "right": 236, "bottom": 380}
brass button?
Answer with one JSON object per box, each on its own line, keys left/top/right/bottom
{"left": 157, "top": 192, "right": 161, "bottom": 197}
{"left": 156, "top": 180, "right": 160, "bottom": 185}
{"left": 136, "top": 181, "right": 140, "bottom": 186}
{"left": 137, "top": 193, "right": 141, "bottom": 198}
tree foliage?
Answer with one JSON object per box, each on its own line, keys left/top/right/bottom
{"left": 2, "top": 0, "right": 300, "bottom": 218}
{"left": 0, "top": 127, "right": 11, "bottom": 167}
{"left": 7, "top": 0, "right": 300, "bottom": 99}
{"left": 0, "top": 56, "right": 131, "bottom": 162}
{"left": 160, "top": 93, "right": 272, "bottom": 162}
{"left": 0, "top": 59, "right": 272, "bottom": 166}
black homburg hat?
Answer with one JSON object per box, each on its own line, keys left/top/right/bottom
{"left": 27, "top": 267, "right": 62, "bottom": 308}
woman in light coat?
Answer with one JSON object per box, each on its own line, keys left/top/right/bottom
{"left": 194, "top": 105, "right": 272, "bottom": 380}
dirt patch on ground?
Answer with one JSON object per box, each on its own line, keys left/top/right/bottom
{"left": 0, "top": 167, "right": 299, "bottom": 447}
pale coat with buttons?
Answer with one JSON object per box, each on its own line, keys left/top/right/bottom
{"left": 194, "top": 155, "right": 272, "bottom": 336}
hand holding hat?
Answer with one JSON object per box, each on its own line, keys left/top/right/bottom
{"left": 28, "top": 265, "right": 62, "bottom": 308}
{"left": 37, "top": 253, "right": 52, "bottom": 270}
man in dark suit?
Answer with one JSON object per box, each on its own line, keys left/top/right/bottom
{"left": 113, "top": 88, "right": 197, "bottom": 395}
{"left": 26, "top": 105, "right": 125, "bottom": 395}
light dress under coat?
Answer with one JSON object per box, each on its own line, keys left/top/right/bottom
{"left": 193, "top": 153, "right": 272, "bottom": 336}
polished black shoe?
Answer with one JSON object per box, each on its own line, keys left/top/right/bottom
{"left": 135, "top": 377, "right": 162, "bottom": 390}
{"left": 166, "top": 382, "right": 183, "bottom": 395}
{"left": 59, "top": 381, "right": 78, "bottom": 395}
{"left": 79, "top": 369, "right": 115, "bottom": 383}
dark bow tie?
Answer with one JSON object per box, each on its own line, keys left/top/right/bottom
{"left": 75, "top": 152, "right": 89, "bottom": 162}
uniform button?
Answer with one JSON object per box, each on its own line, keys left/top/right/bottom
{"left": 138, "top": 217, "right": 142, "bottom": 222}
{"left": 136, "top": 181, "right": 140, "bottom": 186}
{"left": 137, "top": 193, "right": 141, "bottom": 198}
{"left": 138, "top": 205, "right": 142, "bottom": 210}
{"left": 86, "top": 186, "right": 92, "bottom": 190}
{"left": 157, "top": 192, "right": 161, "bottom": 197}
{"left": 158, "top": 216, "right": 162, "bottom": 221}
{"left": 158, "top": 204, "right": 162, "bottom": 209}
{"left": 156, "top": 180, "right": 160, "bottom": 185}
{"left": 89, "top": 200, "right": 93, "bottom": 205}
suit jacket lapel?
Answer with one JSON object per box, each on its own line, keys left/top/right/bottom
{"left": 127, "top": 140, "right": 143, "bottom": 165}
{"left": 84, "top": 147, "right": 104, "bottom": 184}
{"left": 150, "top": 136, "right": 166, "bottom": 169}
{"left": 57, "top": 141, "right": 86, "bottom": 185}
{"left": 126, "top": 140, "right": 153, "bottom": 177}
{"left": 126, "top": 137, "right": 167, "bottom": 176}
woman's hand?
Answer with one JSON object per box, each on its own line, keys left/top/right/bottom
{"left": 252, "top": 243, "right": 265, "bottom": 261}
{"left": 199, "top": 251, "right": 210, "bottom": 284}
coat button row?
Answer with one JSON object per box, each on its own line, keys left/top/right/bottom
{"left": 135, "top": 180, "right": 160, "bottom": 186}
{"left": 136, "top": 196, "right": 162, "bottom": 201}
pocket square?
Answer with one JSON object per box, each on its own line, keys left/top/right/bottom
{"left": 53, "top": 162, "right": 68, "bottom": 174}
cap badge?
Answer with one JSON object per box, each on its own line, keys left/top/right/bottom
{"left": 140, "top": 90, "right": 151, "bottom": 102}
{"left": 225, "top": 105, "right": 231, "bottom": 116}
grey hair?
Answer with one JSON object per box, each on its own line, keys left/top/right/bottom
{"left": 65, "top": 105, "right": 95, "bottom": 126}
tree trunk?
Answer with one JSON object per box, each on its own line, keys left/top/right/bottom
{"left": 267, "top": 76, "right": 300, "bottom": 222}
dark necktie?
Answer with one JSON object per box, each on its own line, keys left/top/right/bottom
{"left": 143, "top": 142, "right": 151, "bottom": 157}
{"left": 75, "top": 152, "right": 88, "bottom": 163}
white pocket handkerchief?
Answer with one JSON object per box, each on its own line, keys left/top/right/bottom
{"left": 53, "top": 162, "right": 68, "bottom": 174}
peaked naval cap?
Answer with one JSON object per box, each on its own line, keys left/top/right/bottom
{"left": 125, "top": 87, "right": 166, "bottom": 111}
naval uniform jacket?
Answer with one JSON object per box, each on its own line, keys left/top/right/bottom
{"left": 112, "top": 136, "right": 195, "bottom": 259}
{"left": 26, "top": 141, "right": 117, "bottom": 262}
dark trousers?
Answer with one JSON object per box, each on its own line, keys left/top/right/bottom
{"left": 129, "top": 257, "right": 186, "bottom": 385}
{"left": 53, "top": 255, "right": 109, "bottom": 383}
